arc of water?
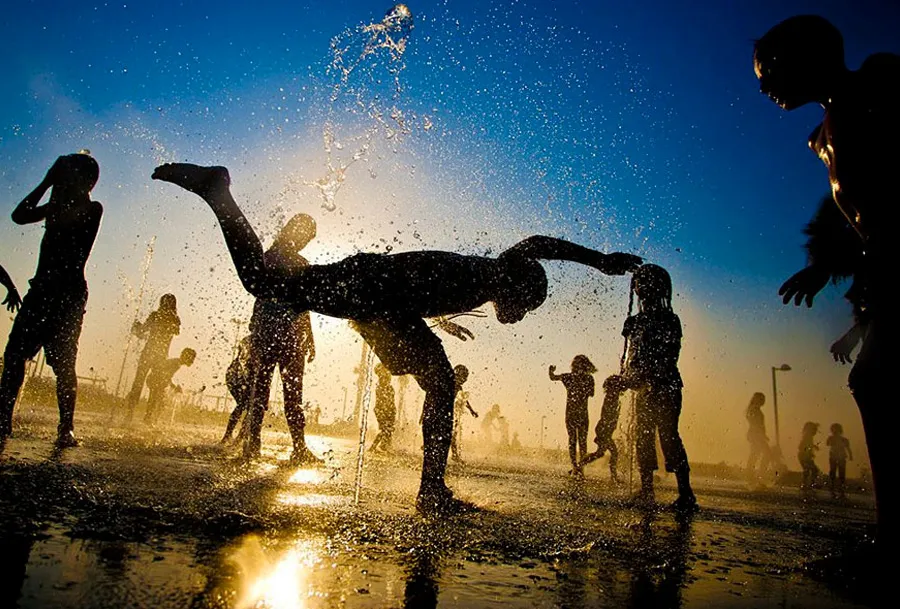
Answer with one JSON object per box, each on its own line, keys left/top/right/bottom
{"left": 353, "top": 345, "right": 376, "bottom": 505}
{"left": 113, "top": 236, "right": 156, "bottom": 399}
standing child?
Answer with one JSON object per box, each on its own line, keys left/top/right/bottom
{"left": 0, "top": 153, "right": 103, "bottom": 448}
{"left": 549, "top": 354, "right": 597, "bottom": 476}
{"left": 619, "top": 264, "right": 697, "bottom": 512}
{"left": 144, "top": 348, "right": 196, "bottom": 426}
{"left": 746, "top": 392, "right": 772, "bottom": 481}
{"left": 827, "top": 423, "right": 853, "bottom": 499}
{"left": 798, "top": 421, "right": 821, "bottom": 492}
{"left": 125, "top": 294, "right": 181, "bottom": 423}
{"left": 221, "top": 336, "right": 253, "bottom": 444}
{"left": 580, "top": 374, "right": 624, "bottom": 483}
{"left": 450, "top": 364, "right": 478, "bottom": 464}
{"left": 370, "top": 363, "right": 396, "bottom": 452}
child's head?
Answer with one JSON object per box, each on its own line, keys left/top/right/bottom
{"left": 631, "top": 264, "right": 673, "bottom": 311}
{"left": 49, "top": 152, "right": 100, "bottom": 197}
{"left": 830, "top": 423, "right": 844, "bottom": 436}
{"left": 571, "top": 354, "right": 597, "bottom": 375}
{"left": 180, "top": 348, "right": 197, "bottom": 366}
{"left": 749, "top": 392, "right": 766, "bottom": 409}
{"left": 453, "top": 364, "right": 469, "bottom": 386}
{"left": 802, "top": 421, "right": 819, "bottom": 437}
{"left": 494, "top": 255, "right": 547, "bottom": 324}
{"left": 754, "top": 15, "right": 844, "bottom": 111}
{"left": 160, "top": 293, "right": 177, "bottom": 311}
{"left": 275, "top": 213, "right": 316, "bottom": 252}
{"left": 603, "top": 374, "right": 625, "bottom": 394}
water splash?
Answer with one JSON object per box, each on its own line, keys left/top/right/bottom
{"left": 305, "top": 4, "right": 416, "bottom": 211}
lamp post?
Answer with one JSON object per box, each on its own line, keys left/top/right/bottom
{"left": 771, "top": 364, "right": 792, "bottom": 450}
{"left": 539, "top": 415, "right": 546, "bottom": 450}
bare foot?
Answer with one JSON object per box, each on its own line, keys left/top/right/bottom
{"left": 152, "top": 163, "right": 230, "bottom": 199}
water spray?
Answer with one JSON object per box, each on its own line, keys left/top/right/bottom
{"left": 113, "top": 236, "right": 156, "bottom": 400}
{"left": 353, "top": 346, "right": 376, "bottom": 505}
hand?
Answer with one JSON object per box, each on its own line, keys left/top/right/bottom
{"left": 2, "top": 289, "right": 22, "bottom": 313}
{"left": 473, "top": 412, "right": 479, "bottom": 419}
{"left": 778, "top": 265, "right": 830, "bottom": 307}
{"left": 549, "top": 365, "right": 556, "bottom": 375}
{"left": 436, "top": 318, "right": 475, "bottom": 341}
{"left": 43, "top": 156, "right": 67, "bottom": 187}
{"left": 602, "top": 252, "right": 643, "bottom": 275}
{"left": 830, "top": 333, "right": 856, "bottom": 365}
{"left": 307, "top": 347, "right": 316, "bottom": 363}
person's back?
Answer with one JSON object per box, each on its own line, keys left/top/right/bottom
{"left": 624, "top": 309, "right": 683, "bottom": 389}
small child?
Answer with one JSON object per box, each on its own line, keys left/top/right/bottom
{"left": 826, "top": 423, "right": 853, "bottom": 499}
{"left": 798, "top": 421, "right": 821, "bottom": 492}
{"left": 619, "top": 264, "right": 697, "bottom": 512}
{"left": 580, "top": 374, "right": 625, "bottom": 482}
{"left": 450, "top": 364, "right": 478, "bottom": 464}
{"left": 549, "top": 354, "right": 597, "bottom": 476}
{"left": 144, "top": 348, "right": 196, "bottom": 426}
{"left": 370, "top": 363, "right": 396, "bottom": 452}
{"left": 221, "top": 336, "right": 253, "bottom": 444}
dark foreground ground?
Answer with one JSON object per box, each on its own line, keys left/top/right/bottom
{"left": 0, "top": 404, "right": 882, "bottom": 608}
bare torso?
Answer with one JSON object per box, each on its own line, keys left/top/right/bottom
{"left": 33, "top": 201, "right": 103, "bottom": 285}
{"left": 286, "top": 251, "right": 504, "bottom": 321}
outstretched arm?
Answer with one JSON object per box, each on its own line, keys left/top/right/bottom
{"left": 502, "top": 236, "right": 642, "bottom": 275}
{"left": 0, "top": 263, "right": 21, "bottom": 312}
{"left": 152, "top": 164, "right": 274, "bottom": 298}
{"left": 466, "top": 401, "right": 479, "bottom": 418}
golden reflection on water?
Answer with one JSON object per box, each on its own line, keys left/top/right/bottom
{"left": 288, "top": 468, "right": 327, "bottom": 485}
{"left": 276, "top": 492, "right": 348, "bottom": 507}
{"left": 230, "top": 535, "right": 322, "bottom": 609}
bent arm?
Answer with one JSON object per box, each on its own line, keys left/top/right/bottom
{"left": 11, "top": 180, "right": 53, "bottom": 224}
{"left": 502, "top": 236, "right": 642, "bottom": 275}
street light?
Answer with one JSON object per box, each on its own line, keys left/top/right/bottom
{"left": 771, "top": 363, "right": 791, "bottom": 450}
{"left": 539, "top": 415, "right": 547, "bottom": 450}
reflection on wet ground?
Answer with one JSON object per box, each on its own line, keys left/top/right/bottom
{"left": 0, "top": 407, "right": 877, "bottom": 608}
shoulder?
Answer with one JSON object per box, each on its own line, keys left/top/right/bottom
{"left": 860, "top": 52, "right": 900, "bottom": 78}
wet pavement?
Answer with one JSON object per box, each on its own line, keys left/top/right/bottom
{"left": 0, "top": 404, "right": 879, "bottom": 608}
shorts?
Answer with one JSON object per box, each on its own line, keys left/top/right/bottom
{"left": 4, "top": 279, "right": 87, "bottom": 370}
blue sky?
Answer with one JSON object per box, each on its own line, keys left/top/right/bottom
{"left": 1, "top": 0, "right": 897, "bottom": 462}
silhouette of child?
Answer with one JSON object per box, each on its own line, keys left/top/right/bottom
{"left": 619, "top": 264, "right": 697, "bottom": 512}
{"left": 144, "top": 348, "right": 196, "bottom": 426}
{"left": 370, "top": 363, "right": 396, "bottom": 452}
{"left": 549, "top": 355, "right": 597, "bottom": 476}
{"left": 746, "top": 392, "right": 772, "bottom": 481}
{"left": 1, "top": 153, "right": 103, "bottom": 448}
{"left": 241, "top": 214, "right": 319, "bottom": 465}
{"left": 125, "top": 294, "right": 181, "bottom": 423}
{"left": 152, "top": 162, "right": 640, "bottom": 513}
{"left": 755, "top": 12, "right": 899, "bottom": 546}
{"left": 221, "top": 335, "right": 253, "bottom": 444}
{"left": 0, "top": 264, "right": 21, "bottom": 313}
{"left": 798, "top": 421, "right": 821, "bottom": 492}
{"left": 579, "top": 373, "right": 624, "bottom": 482}
{"left": 827, "top": 423, "right": 853, "bottom": 499}
{"left": 450, "top": 364, "right": 479, "bottom": 464}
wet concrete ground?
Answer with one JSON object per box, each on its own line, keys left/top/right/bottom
{"left": 0, "top": 405, "right": 880, "bottom": 608}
